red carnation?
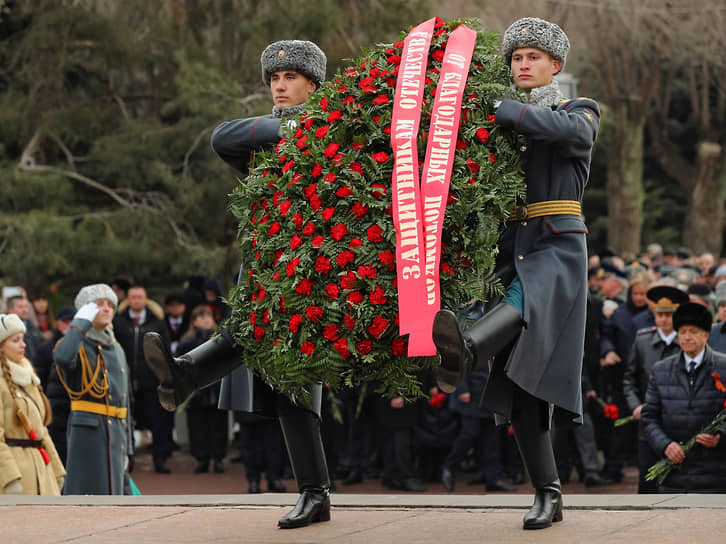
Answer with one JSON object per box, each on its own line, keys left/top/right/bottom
{"left": 336, "top": 185, "right": 352, "bottom": 197}
{"left": 343, "top": 96, "right": 356, "bottom": 106}
{"left": 357, "top": 340, "right": 373, "bottom": 355}
{"left": 456, "top": 139, "right": 468, "bottom": 150}
{"left": 476, "top": 128, "right": 490, "bottom": 144}
{"left": 352, "top": 202, "right": 369, "bottom": 218}
{"left": 310, "top": 195, "right": 322, "bottom": 211}
{"left": 311, "top": 162, "right": 322, "bottom": 177}
{"left": 337, "top": 251, "right": 356, "bottom": 269}
{"left": 392, "top": 337, "right": 407, "bottom": 356}
{"left": 286, "top": 257, "right": 300, "bottom": 277}
{"left": 324, "top": 173, "right": 337, "bottom": 183}
{"left": 323, "top": 323, "right": 340, "bottom": 341}
{"left": 322, "top": 207, "right": 335, "bottom": 221}
{"left": 249, "top": 311, "right": 257, "bottom": 325}
{"left": 253, "top": 326, "right": 265, "bottom": 341}
{"left": 304, "top": 183, "right": 317, "bottom": 199}
{"left": 290, "top": 235, "right": 303, "bottom": 249}
{"left": 291, "top": 214, "right": 303, "bottom": 230}
{"left": 487, "top": 114, "right": 496, "bottom": 122}
{"left": 466, "top": 159, "right": 480, "bottom": 173}
{"left": 319, "top": 97, "right": 329, "bottom": 111}
{"left": 372, "top": 95, "right": 389, "bottom": 105}
{"left": 346, "top": 290, "right": 365, "bottom": 306}
{"left": 367, "top": 224, "right": 384, "bottom": 242}
{"left": 302, "top": 222, "right": 315, "bottom": 236}
{"left": 490, "top": 153, "right": 496, "bottom": 163}
{"left": 328, "top": 110, "right": 343, "bottom": 123}
{"left": 334, "top": 337, "right": 351, "bottom": 359}
{"left": 279, "top": 201, "right": 291, "bottom": 217}
{"left": 371, "top": 184, "right": 386, "bottom": 198}
{"left": 350, "top": 162, "right": 364, "bottom": 174}
{"left": 315, "top": 125, "right": 329, "bottom": 138}
{"left": 369, "top": 285, "right": 387, "bottom": 305}
{"left": 325, "top": 284, "right": 340, "bottom": 299}
{"left": 378, "top": 250, "right": 394, "bottom": 266}
{"left": 324, "top": 142, "right": 341, "bottom": 158}
{"left": 368, "top": 316, "right": 389, "bottom": 339}
{"left": 349, "top": 238, "right": 363, "bottom": 248}
{"left": 357, "top": 264, "right": 378, "bottom": 279}
{"left": 291, "top": 172, "right": 303, "bottom": 184}
{"left": 371, "top": 152, "right": 389, "bottom": 163}
{"left": 344, "top": 313, "right": 356, "bottom": 331}
{"left": 312, "top": 235, "right": 325, "bottom": 248}
{"left": 296, "top": 134, "right": 308, "bottom": 149}
{"left": 301, "top": 341, "right": 315, "bottom": 356}
{"left": 387, "top": 55, "right": 402, "bottom": 65}
{"left": 305, "top": 305, "right": 324, "bottom": 322}
{"left": 340, "top": 271, "right": 357, "bottom": 289}
{"left": 268, "top": 222, "right": 281, "bottom": 235}
{"left": 330, "top": 224, "right": 349, "bottom": 241}
{"left": 282, "top": 159, "right": 294, "bottom": 173}
{"left": 315, "top": 256, "right": 332, "bottom": 274}
{"left": 432, "top": 50, "right": 445, "bottom": 62}
{"left": 295, "top": 278, "right": 313, "bottom": 296}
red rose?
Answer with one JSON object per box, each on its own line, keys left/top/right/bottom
{"left": 371, "top": 151, "right": 389, "bottom": 163}
{"left": 286, "top": 257, "right": 300, "bottom": 277}
{"left": 311, "top": 235, "right": 325, "bottom": 247}
{"left": 295, "top": 278, "right": 313, "bottom": 295}
{"left": 336, "top": 251, "right": 356, "bottom": 269}
{"left": 268, "top": 222, "right": 281, "bottom": 235}
{"left": 305, "top": 305, "right": 324, "bottom": 322}
{"left": 330, "top": 224, "right": 349, "bottom": 241}
{"left": 336, "top": 185, "right": 352, "bottom": 198}
{"left": 356, "top": 340, "right": 373, "bottom": 355}
{"left": 392, "top": 337, "right": 407, "bottom": 356}
{"left": 315, "top": 125, "right": 329, "bottom": 138}
{"left": 322, "top": 207, "right": 335, "bottom": 221}
{"left": 367, "top": 224, "right": 384, "bottom": 242}
{"left": 346, "top": 290, "right": 364, "bottom": 306}
{"left": 368, "top": 316, "right": 389, "bottom": 339}
{"left": 253, "top": 326, "right": 265, "bottom": 341}
{"left": 328, "top": 110, "right": 343, "bottom": 123}
{"left": 325, "top": 284, "right": 340, "bottom": 299}
{"left": 352, "top": 202, "right": 369, "bottom": 219}
{"left": 340, "top": 271, "right": 357, "bottom": 288}
{"left": 369, "top": 285, "right": 387, "bottom": 305}
{"left": 476, "top": 128, "right": 490, "bottom": 144}
{"left": 357, "top": 264, "right": 378, "bottom": 279}
{"left": 324, "top": 142, "right": 340, "bottom": 158}
{"left": 323, "top": 323, "right": 340, "bottom": 341}
{"left": 334, "top": 337, "right": 351, "bottom": 359}
{"left": 315, "top": 256, "right": 332, "bottom": 274}
{"left": 301, "top": 340, "right": 315, "bottom": 356}
{"left": 344, "top": 313, "right": 355, "bottom": 331}
{"left": 290, "top": 235, "right": 303, "bottom": 249}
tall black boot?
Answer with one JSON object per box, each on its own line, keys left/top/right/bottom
{"left": 277, "top": 407, "right": 331, "bottom": 529}
{"left": 510, "top": 388, "right": 562, "bottom": 530}
{"left": 433, "top": 303, "right": 522, "bottom": 393}
{"left": 143, "top": 329, "right": 243, "bottom": 411}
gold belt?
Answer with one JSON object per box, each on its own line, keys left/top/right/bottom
{"left": 507, "top": 200, "right": 582, "bottom": 221}
{"left": 71, "top": 400, "right": 127, "bottom": 419}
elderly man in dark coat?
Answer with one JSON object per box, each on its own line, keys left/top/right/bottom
{"left": 143, "top": 39, "right": 331, "bottom": 530}
{"left": 641, "top": 302, "right": 726, "bottom": 492}
{"left": 622, "top": 285, "right": 688, "bottom": 493}
{"left": 53, "top": 284, "right": 132, "bottom": 495}
{"left": 432, "top": 18, "right": 600, "bottom": 529}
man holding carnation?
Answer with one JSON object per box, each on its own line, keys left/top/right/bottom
{"left": 143, "top": 40, "right": 332, "bottom": 529}
{"left": 641, "top": 302, "right": 726, "bottom": 493}
{"left": 431, "top": 18, "right": 600, "bottom": 529}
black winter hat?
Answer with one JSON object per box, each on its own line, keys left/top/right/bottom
{"left": 673, "top": 302, "right": 713, "bottom": 332}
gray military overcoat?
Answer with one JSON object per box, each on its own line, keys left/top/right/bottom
{"left": 482, "top": 97, "right": 600, "bottom": 425}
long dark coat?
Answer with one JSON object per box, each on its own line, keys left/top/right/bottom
{"left": 482, "top": 97, "right": 600, "bottom": 425}
{"left": 212, "top": 114, "right": 322, "bottom": 418}
{"left": 641, "top": 345, "right": 726, "bottom": 491}
{"left": 53, "top": 318, "right": 132, "bottom": 495}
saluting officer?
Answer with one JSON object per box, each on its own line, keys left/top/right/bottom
{"left": 622, "top": 285, "right": 689, "bottom": 493}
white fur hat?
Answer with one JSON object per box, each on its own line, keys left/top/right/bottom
{"left": 74, "top": 283, "right": 118, "bottom": 309}
{"left": 0, "top": 314, "right": 26, "bottom": 345}
{"left": 502, "top": 17, "right": 570, "bottom": 73}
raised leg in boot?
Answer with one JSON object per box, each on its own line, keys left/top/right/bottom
{"left": 510, "top": 386, "right": 562, "bottom": 530}
{"left": 433, "top": 302, "right": 522, "bottom": 393}
{"left": 143, "top": 329, "right": 243, "bottom": 411}
{"left": 277, "top": 402, "right": 331, "bottom": 529}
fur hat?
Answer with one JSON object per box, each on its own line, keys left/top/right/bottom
{"left": 502, "top": 17, "right": 569, "bottom": 73}
{"left": 74, "top": 283, "right": 118, "bottom": 310}
{"left": 673, "top": 302, "right": 713, "bottom": 332}
{"left": 261, "top": 40, "right": 326, "bottom": 86}
{"left": 0, "top": 314, "right": 26, "bottom": 345}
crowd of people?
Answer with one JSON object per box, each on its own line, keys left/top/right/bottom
{"left": 2, "top": 243, "right": 726, "bottom": 498}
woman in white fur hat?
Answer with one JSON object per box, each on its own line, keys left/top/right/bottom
{"left": 0, "top": 313, "right": 65, "bottom": 495}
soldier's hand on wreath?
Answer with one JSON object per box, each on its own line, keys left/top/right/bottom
{"left": 390, "top": 397, "right": 405, "bottom": 409}
{"left": 664, "top": 441, "right": 685, "bottom": 464}
{"left": 4, "top": 479, "right": 23, "bottom": 494}
{"left": 696, "top": 433, "right": 720, "bottom": 448}
{"left": 75, "top": 302, "right": 99, "bottom": 323}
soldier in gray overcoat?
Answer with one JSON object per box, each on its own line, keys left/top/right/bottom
{"left": 142, "top": 40, "right": 330, "bottom": 530}
{"left": 432, "top": 18, "right": 600, "bottom": 530}
{"left": 53, "top": 284, "right": 132, "bottom": 495}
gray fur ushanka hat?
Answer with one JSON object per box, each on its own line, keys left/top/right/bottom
{"left": 261, "top": 40, "right": 326, "bottom": 86}
{"left": 502, "top": 17, "right": 570, "bottom": 73}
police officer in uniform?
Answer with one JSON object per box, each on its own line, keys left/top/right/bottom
{"left": 622, "top": 285, "right": 688, "bottom": 493}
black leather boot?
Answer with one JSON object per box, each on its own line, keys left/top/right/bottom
{"left": 277, "top": 407, "right": 331, "bottom": 529}
{"left": 510, "top": 388, "right": 562, "bottom": 530}
{"left": 143, "top": 329, "right": 243, "bottom": 411}
{"left": 433, "top": 303, "right": 522, "bottom": 393}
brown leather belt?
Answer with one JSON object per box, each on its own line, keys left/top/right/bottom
{"left": 507, "top": 200, "right": 582, "bottom": 221}
{"left": 5, "top": 438, "right": 43, "bottom": 448}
